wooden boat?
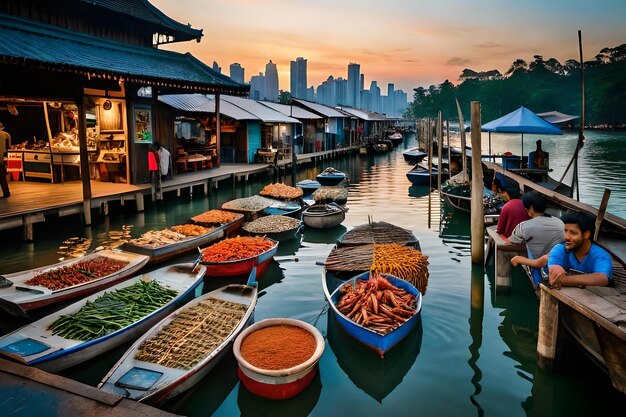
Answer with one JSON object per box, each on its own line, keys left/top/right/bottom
{"left": 484, "top": 163, "right": 626, "bottom": 393}
{"left": 201, "top": 237, "right": 279, "bottom": 279}
{"left": 98, "top": 282, "right": 257, "bottom": 406}
{"left": 440, "top": 183, "right": 500, "bottom": 215}
{"left": 402, "top": 147, "right": 427, "bottom": 164}
{"left": 190, "top": 210, "right": 245, "bottom": 236}
{"left": 302, "top": 203, "right": 346, "bottom": 229}
{"left": 0, "top": 249, "right": 149, "bottom": 317}
{"left": 387, "top": 132, "right": 403, "bottom": 146}
{"left": 372, "top": 141, "right": 390, "bottom": 153}
{"left": 122, "top": 225, "right": 225, "bottom": 264}
{"left": 406, "top": 163, "right": 441, "bottom": 186}
{"left": 322, "top": 270, "right": 422, "bottom": 357}
{"left": 0, "top": 263, "right": 206, "bottom": 373}
{"left": 316, "top": 167, "right": 346, "bottom": 186}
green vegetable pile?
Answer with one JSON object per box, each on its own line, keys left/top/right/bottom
{"left": 48, "top": 280, "right": 178, "bottom": 341}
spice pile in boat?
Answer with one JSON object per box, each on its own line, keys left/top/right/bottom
{"left": 24, "top": 256, "right": 130, "bottom": 290}
{"left": 135, "top": 298, "right": 247, "bottom": 369}
{"left": 242, "top": 215, "right": 301, "bottom": 234}
{"left": 335, "top": 273, "right": 418, "bottom": 335}
{"left": 127, "top": 225, "right": 215, "bottom": 248}
{"left": 240, "top": 324, "right": 316, "bottom": 370}
{"left": 191, "top": 209, "right": 242, "bottom": 225}
{"left": 259, "top": 183, "right": 304, "bottom": 200}
{"left": 200, "top": 236, "right": 275, "bottom": 262}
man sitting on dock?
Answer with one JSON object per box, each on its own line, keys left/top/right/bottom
{"left": 547, "top": 212, "right": 612, "bottom": 289}
{"left": 508, "top": 191, "right": 564, "bottom": 285}
{"left": 495, "top": 183, "right": 529, "bottom": 239}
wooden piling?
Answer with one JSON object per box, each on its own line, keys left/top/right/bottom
{"left": 537, "top": 286, "right": 559, "bottom": 370}
{"left": 470, "top": 101, "right": 484, "bottom": 263}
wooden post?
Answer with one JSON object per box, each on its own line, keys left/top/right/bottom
{"left": 537, "top": 286, "right": 559, "bottom": 370}
{"left": 216, "top": 94, "right": 221, "bottom": 165}
{"left": 75, "top": 92, "right": 92, "bottom": 226}
{"left": 594, "top": 188, "right": 611, "bottom": 241}
{"left": 437, "top": 111, "right": 443, "bottom": 190}
{"left": 470, "top": 101, "right": 484, "bottom": 263}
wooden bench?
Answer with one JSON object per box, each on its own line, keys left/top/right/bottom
{"left": 485, "top": 225, "right": 527, "bottom": 291}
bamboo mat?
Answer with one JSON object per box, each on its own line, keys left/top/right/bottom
{"left": 338, "top": 221, "right": 418, "bottom": 247}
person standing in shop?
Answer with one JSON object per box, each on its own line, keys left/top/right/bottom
{"left": 0, "top": 122, "right": 11, "bottom": 198}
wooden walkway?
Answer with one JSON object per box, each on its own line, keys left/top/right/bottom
{"left": 0, "top": 358, "right": 180, "bottom": 416}
{"left": 0, "top": 145, "right": 360, "bottom": 238}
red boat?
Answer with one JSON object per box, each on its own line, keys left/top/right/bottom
{"left": 200, "top": 237, "right": 279, "bottom": 278}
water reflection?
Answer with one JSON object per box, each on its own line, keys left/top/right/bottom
{"left": 326, "top": 311, "right": 423, "bottom": 403}
{"left": 408, "top": 185, "right": 431, "bottom": 198}
{"left": 468, "top": 264, "right": 485, "bottom": 416}
{"left": 302, "top": 225, "right": 348, "bottom": 244}
{"left": 237, "top": 366, "right": 322, "bottom": 417}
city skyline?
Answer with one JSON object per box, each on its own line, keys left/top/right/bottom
{"left": 152, "top": 0, "right": 626, "bottom": 93}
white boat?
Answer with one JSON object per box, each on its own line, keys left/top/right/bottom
{"left": 0, "top": 263, "right": 206, "bottom": 373}
{"left": 0, "top": 249, "right": 149, "bottom": 317}
{"left": 302, "top": 203, "right": 346, "bottom": 229}
{"left": 98, "top": 283, "right": 257, "bottom": 406}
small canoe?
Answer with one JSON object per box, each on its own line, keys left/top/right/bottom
{"left": 0, "top": 249, "right": 149, "bottom": 317}
{"left": 98, "top": 283, "right": 257, "bottom": 406}
{"left": 0, "top": 263, "right": 206, "bottom": 373}
{"left": 201, "top": 237, "right": 279, "bottom": 279}
{"left": 316, "top": 168, "right": 346, "bottom": 186}
{"left": 322, "top": 270, "right": 422, "bottom": 357}
{"left": 302, "top": 203, "right": 346, "bottom": 229}
{"left": 402, "top": 147, "right": 427, "bottom": 164}
{"left": 122, "top": 225, "right": 225, "bottom": 264}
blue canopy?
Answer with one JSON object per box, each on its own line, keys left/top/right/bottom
{"left": 481, "top": 106, "right": 562, "bottom": 161}
{"left": 482, "top": 106, "right": 563, "bottom": 134}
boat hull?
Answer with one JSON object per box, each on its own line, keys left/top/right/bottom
{"left": 302, "top": 204, "right": 346, "bottom": 229}
{"left": 316, "top": 174, "right": 345, "bottom": 186}
{"left": 98, "top": 284, "right": 258, "bottom": 405}
{"left": 324, "top": 270, "right": 422, "bottom": 357}
{"left": 0, "top": 250, "right": 149, "bottom": 316}
{"left": 122, "top": 226, "right": 225, "bottom": 264}
{"left": 202, "top": 239, "right": 279, "bottom": 278}
{"left": 0, "top": 263, "right": 206, "bottom": 373}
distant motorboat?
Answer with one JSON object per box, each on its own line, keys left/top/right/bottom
{"left": 406, "top": 162, "right": 448, "bottom": 186}
{"left": 316, "top": 167, "right": 346, "bottom": 186}
{"left": 387, "top": 132, "right": 403, "bottom": 146}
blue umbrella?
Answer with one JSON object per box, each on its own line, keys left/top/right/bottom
{"left": 481, "top": 106, "right": 562, "bottom": 158}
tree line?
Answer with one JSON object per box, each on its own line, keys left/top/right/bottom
{"left": 406, "top": 44, "right": 626, "bottom": 129}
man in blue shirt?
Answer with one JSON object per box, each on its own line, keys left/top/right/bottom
{"left": 548, "top": 212, "right": 612, "bottom": 289}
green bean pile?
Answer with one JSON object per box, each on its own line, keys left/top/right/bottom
{"left": 48, "top": 280, "right": 178, "bottom": 341}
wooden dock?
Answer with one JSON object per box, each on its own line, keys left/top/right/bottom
{"left": 0, "top": 358, "right": 180, "bottom": 416}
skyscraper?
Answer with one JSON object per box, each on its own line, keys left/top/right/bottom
{"left": 347, "top": 63, "right": 360, "bottom": 108}
{"left": 290, "top": 57, "right": 307, "bottom": 99}
{"left": 212, "top": 61, "right": 221, "bottom": 74}
{"left": 229, "top": 63, "right": 244, "bottom": 84}
{"left": 250, "top": 72, "right": 265, "bottom": 101}
{"left": 264, "top": 60, "right": 279, "bottom": 101}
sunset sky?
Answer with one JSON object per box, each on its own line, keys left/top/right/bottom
{"left": 153, "top": 0, "right": 626, "bottom": 96}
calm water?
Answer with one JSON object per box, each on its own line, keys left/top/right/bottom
{"left": 1, "top": 131, "right": 626, "bottom": 416}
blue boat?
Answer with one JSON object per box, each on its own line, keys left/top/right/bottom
{"left": 296, "top": 179, "right": 321, "bottom": 196}
{"left": 316, "top": 167, "right": 346, "bottom": 186}
{"left": 322, "top": 270, "right": 422, "bottom": 358}
{"left": 406, "top": 163, "right": 444, "bottom": 186}
{"left": 402, "top": 147, "right": 427, "bottom": 164}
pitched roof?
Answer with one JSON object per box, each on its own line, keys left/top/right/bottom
{"left": 337, "top": 107, "right": 390, "bottom": 121}
{"left": 78, "top": 0, "right": 202, "bottom": 42}
{"left": 0, "top": 14, "right": 248, "bottom": 95}
{"left": 259, "top": 102, "right": 322, "bottom": 120}
{"left": 221, "top": 96, "right": 301, "bottom": 123}
{"left": 292, "top": 98, "right": 347, "bottom": 118}
{"left": 537, "top": 111, "right": 580, "bottom": 124}
{"left": 159, "top": 94, "right": 260, "bottom": 120}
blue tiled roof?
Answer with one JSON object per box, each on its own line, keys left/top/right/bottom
{"left": 79, "top": 0, "right": 203, "bottom": 42}
{"left": 0, "top": 14, "right": 248, "bottom": 95}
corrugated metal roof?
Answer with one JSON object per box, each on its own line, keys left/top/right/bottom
{"left": 79, "top": 0, "right": 202, "bottom": 42}
{"left": 260, "top": 102, "right": 321, "bottom": 120}
{"left": 0, "top": 14, "right": 248, "bottom": 95}
{"left": 293, "top": 98, "right": 347, "bottom": 118}
{"left": 158, "top": 94, "right": 260, "bottom": 120}
{"left": 222, "top": 96, "right": 301, "bottom": 123}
